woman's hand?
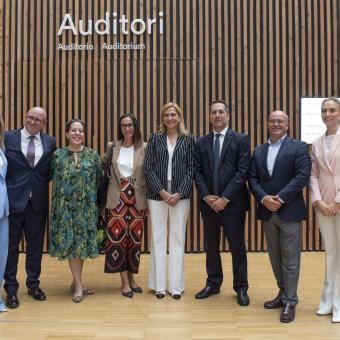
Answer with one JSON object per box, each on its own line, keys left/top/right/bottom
{"left": 315, "top": 200, "right": 327, "bottom": 214}
{"left": 166, "top": 193, "right": 181, "bottom": 206}
{"left": 323, "top": 202, "right": 340, "bottom": 217}
{"left": 159, "top": 189, "right": 171, "bottom": 202}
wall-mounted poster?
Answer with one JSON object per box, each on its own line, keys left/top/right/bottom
{"left": 300, "top": 97, "right": 340, "bottom": 144}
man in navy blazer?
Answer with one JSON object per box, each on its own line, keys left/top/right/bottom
{"left": 4, "top": 107, "right": 56, "bottom": 309}
{"left": 194, "top": 100, "right": 251, "bottom": 306}
{"left": 249, "top": 110, "right": 311, "bottom": 323}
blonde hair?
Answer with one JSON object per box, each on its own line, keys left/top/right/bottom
{"left": 159, "top": 102, "right": 189, "bottom": 136}
{"left": 322, "top": 97, "right": 340, "bottom": 110}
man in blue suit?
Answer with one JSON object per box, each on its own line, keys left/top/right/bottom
{"left": 4, "top": 107, "right": 56, "bottom": 308}
{"left": 194, "top": 100, "right": 251, "bottom": 306}
{"left": 249, "top": 110, "right": 311, "bottom": 323}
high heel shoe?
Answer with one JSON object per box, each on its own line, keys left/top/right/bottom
{"left": 72, "top": 294, "right": 83, "bottom": 303}
{"left": 131, "top": 286, "right": 143, "bottom": 293}
{"left": 156, "top": 292, "right": 165, "bottom": 299}
{"left": 70, "top": 283, "right": 95, "bottom": 295}
{"left": 121, "top": 290, "right": 133, "bottom": 298}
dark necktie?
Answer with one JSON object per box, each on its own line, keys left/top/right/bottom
{"left": 213, "top": 133, "right": 221, "bottom": 195}
{"left": 26, "top": 135, "right": 36, "bottom": 168}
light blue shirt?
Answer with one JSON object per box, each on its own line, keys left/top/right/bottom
{"left": 267, "top": 134, "right": 287, "bottom": 176}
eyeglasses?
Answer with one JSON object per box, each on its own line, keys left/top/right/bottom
{"left": 121, "top": 123, "right": 134, "bottom": 129}
{"left": 268, "top": 119, "right": 288, "bottom": 125}
{"left": 26, "top": 115, "right": 45, "bottom": 124}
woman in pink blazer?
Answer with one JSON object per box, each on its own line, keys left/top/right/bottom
{"left": 310, "top": 97, "right": 340, "bottom": 323}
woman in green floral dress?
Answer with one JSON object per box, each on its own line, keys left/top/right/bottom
{"left": 49, "top": 119, "right": 101, "bottom": 303}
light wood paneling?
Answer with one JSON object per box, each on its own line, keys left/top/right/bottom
{"left": 1, "top": 253, "right": 339, "bottom": 340}
{"left": 0, "top": 0, "right": 339, "bottom": 252}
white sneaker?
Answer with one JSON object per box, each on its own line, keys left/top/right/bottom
{"left": 0, "top": 300, "right": 7, "bottom": 313}
{"left": 332, "top": 314, "right": 340, "bottom": 323}
{"left": 316, "top": 309, "right": 332, "bottom": 316}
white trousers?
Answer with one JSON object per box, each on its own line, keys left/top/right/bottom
{"left": 148, "top": 199, "right": 190, "bottom": 295}
{"left": 316, "top": 211, "right": 340, "bottom": 316}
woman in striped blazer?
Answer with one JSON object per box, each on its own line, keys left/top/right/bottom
{"left": 144, "top": 102, "right": 195, "bottom": 300}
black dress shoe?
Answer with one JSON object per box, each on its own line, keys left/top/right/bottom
{"left": 121, "top": 290, "right": 133, "bottom": 298}
{"left": 172, "top": 294, "right": 181, "bottom": 300}
{"left": 131, "top": 286, "right": 143, "bottom": 293}
{"left": 27, "top": 287, "right": 46, "bottom": 301}
{"left": 195, "top": 286, "right": 220, "bottom": 299}
{"left": 280, "top": 303, "right": 295, "bottom": 323}
{"left": 156, "top": 292, "right": 165, "bottom": 299}
{"left": 6, "top": 292, "right": 20, "bottom": 309}
{"left": 264, "top": 289, "right": 284, "bottom": 309}
{"left": 237, "top": 290, "right": 250, "bottom": 306}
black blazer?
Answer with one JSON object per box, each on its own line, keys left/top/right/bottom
{"left": 144, "top": 132, "right": 195, "bottom": 200}
{"left": 194, "top": 129, "right": 251, "bottom": 215}
{"left": 249, "top": 136, "right": 311, "bottom": 222}
{"left": 5, "top": 129, "right": 56, "bottom": 214}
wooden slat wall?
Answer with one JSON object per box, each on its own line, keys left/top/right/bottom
{"left": 0, "top": 0, "right": 338, "bottom": 252}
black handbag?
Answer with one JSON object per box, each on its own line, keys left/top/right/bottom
{"left": 97, "top": 209, "right": 107, "bottom": 254}
{"left": 97, "top": 142, "right": 115, "bottom": 207}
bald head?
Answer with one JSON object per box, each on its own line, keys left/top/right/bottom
{"left": 25, "top": 107, "right": 47, "bottom": 135}
{"left": 268, "top": 110, "right": 289, "bottom": 143}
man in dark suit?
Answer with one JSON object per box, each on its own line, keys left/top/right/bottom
{"left": 194, "top": 100, "right": 251, "bottom": 306}
{"left": 4, "top": 107, "right": 56, "bottom": 308}
{"left": 249, "top": 110, "right": 311, "bottom": 323}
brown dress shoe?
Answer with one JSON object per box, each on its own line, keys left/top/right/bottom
{"left": 264, "top": 289, "right": 284, "bottom": 309}
{"left": 280, "top": 303, "right": 295, "bottom": 323}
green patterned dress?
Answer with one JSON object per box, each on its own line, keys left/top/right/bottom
{"left": 49, "top": 147, "right": 101, "bottom": 260}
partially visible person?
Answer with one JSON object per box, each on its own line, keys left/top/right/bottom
{"left": 310, "top": 97, "right": 340, "bottom": 323}
{"left": 0, "top": 117, "right": 9, "bottom": 313}
{"left": 4, "top": 107, "right": 56, "bottom": 309}
{"left": 249, "top": 110, "right": 311, "bottom": 323}
{"left": 49, "top": 119, "right": 101, "bottom": 303}
{"left": 194, "top": 100, "right": 251, "bottom": 306}
{"left": 104, "top": 113, "right": 148, "bottom": 298}
{"left": 144, "top": 102, "right": 195, "bottom": 300}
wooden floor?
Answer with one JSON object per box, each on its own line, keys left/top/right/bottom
{"left": 1, "top": 252, "right": 340, "bottom": 340}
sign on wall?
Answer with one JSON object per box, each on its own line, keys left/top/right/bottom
{"left": 300, "top": 97, "right": 339, "bottom": 144}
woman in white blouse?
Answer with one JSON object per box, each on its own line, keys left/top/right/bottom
{"left": 310, "top": 97, "right": 340, "bottom": 322}
{"left": 104, "top": 113, "right": 148, "bottom": 298}
{"left": 144, "top": 103, "right": 195, "bottom": 299}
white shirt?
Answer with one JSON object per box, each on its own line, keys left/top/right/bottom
{"left": 213, "top": 127, "right": 228, "bottom": 155}
{"left": 117, "top": 146, "right": 134, "bottom": 178}
{"left": 0, "top": 152, "right": 3, "bottom": 168}
{"left": 267, "top": 134, "right": 287, "bottom": 176}
{"left": 324, "top": 134, "right": 335, "bottom": 161}
{"left": 21, "top": 127, "right": 43, "bottom": 166}
{"left": 167, "top": 137, "right": 176, "bottom": 181}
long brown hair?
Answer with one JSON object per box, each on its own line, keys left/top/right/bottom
{"left": 117, "top": 113, "right": 143, "bottom": 148}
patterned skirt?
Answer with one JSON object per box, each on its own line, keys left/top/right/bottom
{"left": 104, "top": 178, "right": 146, "bottom": 273}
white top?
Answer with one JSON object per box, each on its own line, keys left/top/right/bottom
{"left": 267, "top": 134, "right": 287, "bottom": 176}
{"left": 213, "top": 127, "right": 228, "bottom": 155}
{"left": 117, "top": 146, "right": 134, "bottom": 178}
{"left": 21, "top": 127, "right": 43, "bottom": 166}
{"left": 324, "top": 134, "right": 335, "bottom": 161}
{"left": 167, "top": 137, "right": 176, "bottom": 181}
{"left": 0, "top": 152, "right": 3, "bottom": 168}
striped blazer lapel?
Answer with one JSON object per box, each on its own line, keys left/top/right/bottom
{"left": 157, "top": 132, "right": 168, "bottom": 151}
{"left": 173, "top": 135, "right": 185, "bottom": 156}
